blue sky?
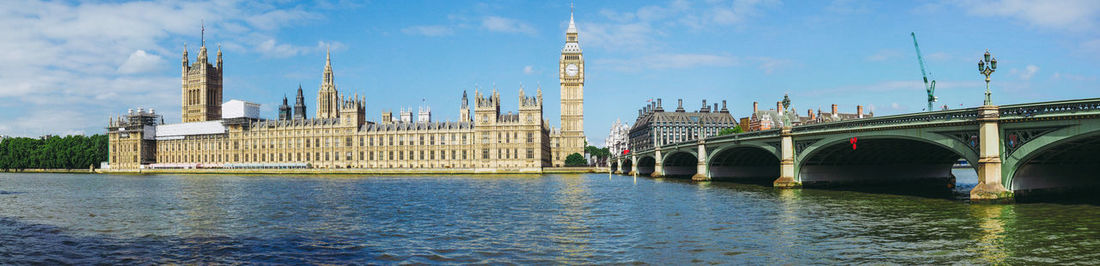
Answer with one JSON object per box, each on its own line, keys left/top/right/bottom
{"left": 1, "top": 0, "right": 1099, "bottom": 147}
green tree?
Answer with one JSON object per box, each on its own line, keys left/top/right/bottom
{"left": 565, "top": 153, "right": 587, "bottom": 167}
{"left": 718, "top": 124, "right": 744, "bottom": 136}
{"left": 0, "top": 134, "right": 109, "bottom": 171}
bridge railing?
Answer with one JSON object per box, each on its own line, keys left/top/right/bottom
{"left": 999, "top": 98, "right": 1100, "bottom": 118}
{"left": 619, "top": 98, "right": 1100, "bottom": 158}
{"left": 790, "top": 108, "right": 981, "bottom": 133}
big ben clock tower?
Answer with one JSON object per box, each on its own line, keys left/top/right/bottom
{"left": 556, "top": 6, "right": 586, "bottom": 165}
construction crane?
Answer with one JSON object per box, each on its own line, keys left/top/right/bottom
{"left": 911, "top": 32, "right": 937, "bottom": 111}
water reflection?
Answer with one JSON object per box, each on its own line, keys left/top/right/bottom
{"left": 2, "top": 173, "right": 1100, "bottom": 264}
{"left": 969, "top": 204, "right": 1014, "bottom": 264}
{"left": 551, "top": 174, "right": 593, "bottom": 262}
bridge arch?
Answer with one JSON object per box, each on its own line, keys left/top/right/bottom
{"left": 795, "top": 132, "right": 977, "bottom": 188}
{"left": 620, "top": 159, "right": 633, "bottom": 174}
{"left": 707, "top": 144, "right": 781, "bottom": 183}
{"left": 636, "top": 156, "right": 656, "bottom": 176}
{"left": 1003, "top": 123, "right": 1100, "bottom": 198}
{"left": 610, "top": 161, "right": 619, "bottom": 173}
{"left": 661, "top": 151, "right": 698, "bottom": 177}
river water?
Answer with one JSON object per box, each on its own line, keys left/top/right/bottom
{"left": 1, "top": 172, "right": 1099, "bottom": 264}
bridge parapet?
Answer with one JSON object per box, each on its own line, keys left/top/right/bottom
{"left": 791, "top": 108, "right": 980, "bottom": 134}
{"left": 999, "top": 98, "right": 1100, "bottom": 119}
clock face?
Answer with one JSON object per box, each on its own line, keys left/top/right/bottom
{"left": 565, "top": 64, "right": 579, "bottom": 76}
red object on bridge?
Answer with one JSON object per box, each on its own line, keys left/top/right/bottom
{"left": 622, "top": 149, "right": 630, "bottom": 155}
{"left": 850, "top": 137, "right": 858, "bottom": 150}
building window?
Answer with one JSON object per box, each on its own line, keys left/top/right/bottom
{"left": 482, "top": 149, "right": 489, "bottom": 159}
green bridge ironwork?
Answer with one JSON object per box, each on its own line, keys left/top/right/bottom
{"left": 611, "top": 98, "right": 1100, "bottom": 201}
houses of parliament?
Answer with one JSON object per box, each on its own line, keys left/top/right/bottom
{"left": 107, "top": 11, "right": 587, "bottom": 172}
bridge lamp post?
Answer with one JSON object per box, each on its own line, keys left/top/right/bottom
{"left": 978, "top": 50, "right": 997, "bottom": 106}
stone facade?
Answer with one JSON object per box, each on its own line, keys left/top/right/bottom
{"left": 107, "top": 13, "right": 586, "bottom": 172}
{"left": 551, "top": 10, "right": 587, "bottom": 166}
{"left": 746, "top": 101, "right": 873, "bottom": 132}
{"left": 107, "top": 108, "right": 160, "bottom": 169}
{"left": 180, "top": 37, "right": 223, "bottom": 123}
{"left": 606, "top": 118, "right": 629, "bottom": 156}
{"left": 628, "top": 98, "right": 738, "bottom": 151}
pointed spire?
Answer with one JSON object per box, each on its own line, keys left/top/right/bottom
{"left": 201, "top": 19, "right": 206, "bottom": 47}
{"left": 567, "top": 1, "right": 578, "bottom": 34}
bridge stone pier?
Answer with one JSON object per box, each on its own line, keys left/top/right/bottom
{"left": 651, "top": 149, "right": 663, "bottom": 178}
{"left": 613, "top": 99, "right": 1100, "bottom": 202}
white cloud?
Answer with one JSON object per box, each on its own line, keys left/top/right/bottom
{"left": 752, "top": 56, "right": 792, "bottom": 74}
{"left": 580, "top": 22, "right": 659, "bottom": 51}
{"left": 0, "top": 0, "right": 333, "bottom": 137}
{"left": 866, "top": 49, "right": 902, "bottom": 62}
{"left": 598, "top": 53, "right": 738, "bottom": 72}
{"left": 118, "top": 50, "right": 164, "bottom": 74}
{"left": 523, "top": 65, "right": 535, "bottom": 74}
{"left": 710, "top": 0, "right": 779, "bottom": 26}
{"left": 244, "top": 8, "right": 319, "bottom": 31}
{"left": 257, "top": 39, "right": 310, "bottom": 58}
{"left": 481, "top": 16, "right": 537, "bottom": 35}
{"left": 1081, "top": 39, "right": 1100, "bottom": 55}
{"left": 1052, "top": 72, "right": 1096, "bottom": 81}
{"left": 402, "top": 25, "right": 454, "bottom": 37}
{"left": 957, "top": 0, "right": 1100, "bottom": 30}
{"left": 1010, "top": 64, "right": 1039, "bottom": 80}
{"left": 581, "top": 0, "right": 778, "bottom": 51}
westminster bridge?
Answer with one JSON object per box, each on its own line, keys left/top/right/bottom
{"left": 611, "top": 98, "right": 1100, "bottom": 201}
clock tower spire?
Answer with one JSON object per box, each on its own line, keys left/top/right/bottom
{"left": 555, "top": 5, "right": 585, "bottom": 166}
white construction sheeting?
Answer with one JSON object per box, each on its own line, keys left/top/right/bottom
{"left": 155, "top": 121, "right": 226, "bottom": 140}
{"left": 223, "top": 99, "right": 260, "bottom": 119}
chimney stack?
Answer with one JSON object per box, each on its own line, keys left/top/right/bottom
{"left": 753, "top": 101, "right": 758, "bottom": 113}
{"left": 721, "top": 100, "right": 728, "bottom": 113}
{"left": 702, "top": 99, "right": 708, "bottom": 112}
{"left": 714, "top": 103, "right": 718, "bottom": 112}
{"left": 832, "top": 104, "right": 838, "bottom": 116}
{"left": 677, "top": 99, "right": 684, "bottom": 112}
{"left": 657, "top": 98, "right": 663, "bottom": 109}
{"left": 857, "top": 105, "right": 864, "bottom": 118}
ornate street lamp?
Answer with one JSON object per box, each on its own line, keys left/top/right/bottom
{"left": 978, "top": 49, "right": 997, "bottom": 106}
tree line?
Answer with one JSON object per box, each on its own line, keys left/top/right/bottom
{"left": 0, "top": 134, "right": 108, "bottom": 171}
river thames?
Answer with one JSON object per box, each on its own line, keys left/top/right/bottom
{"left": 1, "top": 172, "right": 1099, "bottom": 264}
